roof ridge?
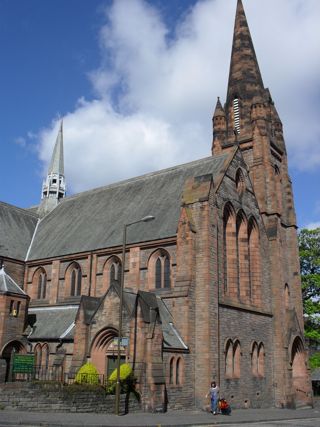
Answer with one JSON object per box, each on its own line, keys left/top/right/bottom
{"left": 60, "top": 154, "right": 228, "bottom": 204}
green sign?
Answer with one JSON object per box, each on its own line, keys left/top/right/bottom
{"left": 12, "top": 354, "right": 35, "bottom": 373}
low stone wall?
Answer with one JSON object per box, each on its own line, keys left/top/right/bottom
{"left": 0, "top": 382, "right": 141, "bottom": 413}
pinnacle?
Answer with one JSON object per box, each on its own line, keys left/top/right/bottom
{"left": 213, "top": 97, "right": 226, "bottom": 118}
{"left": 227, "top": 0, "right": 264, "bottom": 102}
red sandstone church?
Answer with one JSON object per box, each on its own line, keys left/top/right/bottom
{"left": 0, "top": 0, "right": 313, "bottom": 411}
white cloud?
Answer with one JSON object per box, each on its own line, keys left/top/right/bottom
{"left": 38, "top": 0, "right": 320, "bottom": 195}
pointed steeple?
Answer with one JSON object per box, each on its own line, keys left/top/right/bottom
{"left": 227, "top": 0, "right": 264, "bottom": 103}
{"left": 38, "top": 120, "right": 66, "bottom": 217}
{"left": 48, "top": 120, "right": 64, "bottom": 176}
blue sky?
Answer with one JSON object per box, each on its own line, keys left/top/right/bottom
{"left": 0, "top": 0, "right": 319, "bottom": 229}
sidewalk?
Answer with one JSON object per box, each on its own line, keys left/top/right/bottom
{"left": 0, "top": 404, "right": 320, "bottom": 427}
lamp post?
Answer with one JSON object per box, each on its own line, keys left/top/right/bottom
{"left": 115, "top": 215, "right": 155, "bottom": 415}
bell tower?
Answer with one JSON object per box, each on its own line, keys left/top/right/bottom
{"left": 212, "top": 0, "right": 312, "bottom": 408}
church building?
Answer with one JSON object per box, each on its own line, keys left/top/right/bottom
{"left": 0, "top": 0, "right": 313, "bottom": 411}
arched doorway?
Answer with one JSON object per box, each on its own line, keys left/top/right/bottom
{"left": 1, "top": 340, "right": 26, "bottom": 381}
{"left": 90, "top": 327, "right": 126, "bottom": 382}
{"left": 291, "top": 336, "right": 309, "bottom": 407}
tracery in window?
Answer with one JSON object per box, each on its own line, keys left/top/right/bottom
{"left": 66, "top": 262, "right": 82, "bottom": 297}
{"left": 150, "top": 249, "right": 171, "bottom": 290}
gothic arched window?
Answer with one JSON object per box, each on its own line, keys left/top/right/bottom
{"left": 223, "top": 203, "right": 237, "bottom": 297}
{"left": 37, "top": 271, "right": 47, "bottom": 300}
{"left": 248, "top": 218, "right": 262, "bottom": 306}
{"left": 150, "top": 249, "right": 171, "bottom": 290}
{"left": 68, "top": 263, "right": 82, "bottom": 297}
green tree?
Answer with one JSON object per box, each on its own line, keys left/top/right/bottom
{"left": 298, "top": 227, "right": 320, "bottom": 341}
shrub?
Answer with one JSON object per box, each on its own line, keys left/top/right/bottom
{"left": 310, "top": 352, "right": 320, "bottom": 370}
{"left": 75, "top": 362, "right": 100, "bottom": 385}
{"left": 106, "top": 363, "right": 135, "bottom": 394}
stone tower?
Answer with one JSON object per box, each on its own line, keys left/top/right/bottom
{"left": 212, "top": 0, "right": 312, "bottom": 408}
{"left": 38, "top": 121, "right": 66, "bottom": 217}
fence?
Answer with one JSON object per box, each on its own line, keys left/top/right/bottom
{"left": 12, "top": 366, "right": 106, "bottom": 385}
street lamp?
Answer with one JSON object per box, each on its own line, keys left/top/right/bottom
{"left": 115, "top": 215, "right": 155, "bottom": 415}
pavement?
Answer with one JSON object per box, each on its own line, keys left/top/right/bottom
{"left": 0, "top": 399, "right": 319, "bottom": 427}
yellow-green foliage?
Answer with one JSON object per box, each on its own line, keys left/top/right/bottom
{"left": 108, "top": 363, "right": 132, "bottom": 382}
{"left": 75, "top": 362, "right": 99, "bottom": 385}
{"left": 106, "top": 363, "right": 133, "bottom": 394}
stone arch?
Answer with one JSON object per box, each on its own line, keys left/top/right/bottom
{"left": 251, "top": 341, "right": 258, "bottom": 376}
{"left": 102, "top": 256, "right": 122, "bottom": 294}
{"left": 233, "top": 340, "right": 241, "bottom": 378}
{"left": 223, "top": 202, "right": 237, "bottom": 297}
{"left": 290, "top": 336, "right": 309, "bottom": 405}
{"left": 0, "top": 340, "right": 26, "bottom": 381}
{"left": 176, "top": 357, "right": 183, "bottom": 385}
{"left": 224, "top": 338, "right": 233, "bottom": 378}
{"left": 42, "top": 343, "right": 50, "bottom": 370}
{"left": 148, "top": 248, "right": 171, "bottom": 290}
{"left": 169, "top": 356, "right": 175, "bottom": 384}
{"left": 90, "top": 327, "right": 123, "bottom": 379}
{"left": 248, "top": 217, "right": 262, "bottom": 306}
{"left": 258, "top": 342, "right": 265, "bottom": 377}
{"left": 237, "top": 210, "right": 249, "bottom": 302}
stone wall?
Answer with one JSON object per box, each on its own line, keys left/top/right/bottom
{"left": 0, "top": 382, "right": 141, "bottom": 413}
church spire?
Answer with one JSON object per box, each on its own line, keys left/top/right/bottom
{"left": 38, "top": 120, "right": 66, "bottom": 217}
{"left": 227, "top": 0, "right": 264, "bottom": 104}
{"left": 48, "top": 120, "right": 64, "bottom": 176}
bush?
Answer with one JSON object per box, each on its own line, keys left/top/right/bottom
{"left": 106, "top": 363, "right": 135, "bottom": 394}
{"left": 75, "top": 362, "right": 100, "bottom": 385}
{"left": 310, "top": 353, "right": 320, "bottom": 370}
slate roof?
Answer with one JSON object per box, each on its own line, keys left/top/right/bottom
{"left": 27, "top": 153, "right": 230, "bottom": 260}
{"left": 139, "top": 290, "right": 188, "bottom": 350}
{"left": 0, "top": 202, "right": 38, "bottom": 260}
{"left": 0, "top": 267, "right": 26, "bottom": 296}
{"left": 28, "top": 305, "right": 78, "bottom": 340}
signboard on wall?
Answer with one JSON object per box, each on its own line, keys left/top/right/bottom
{"left": 12, "top": 354, "right": 35, "bottom": 373}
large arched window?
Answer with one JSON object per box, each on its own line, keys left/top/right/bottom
{"left": 169, "top": 358, "right": 174, "bottom": 384}
{"left": 66, "top": 262, "right": 82, "bottom": 297}
{"left": 37, "top": 271, "right": 47, "bottom": 300}
{"left": 225, "top": 339, "right": 234, "bottom": 378}
{"left": 32, "top": 268, "right": 48, "bottom": 300}
{"left": 101, "top": 256, "right": 122, "bottom": 296}
{"left": 223, "top": 203, "right": 237, "bottom": 297}
{"left": 248, "top": 218, "right": 262, "bottom": 306}
{"left": 110, "top": 260, "right": 121, "bottom": 286}
{"left": 150, "top": 249, "right": 171, "bottom": 290}
{"left": 237, "top": 211, "right": 249, "bottom": 302}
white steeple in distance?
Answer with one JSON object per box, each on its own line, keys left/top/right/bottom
{"left": 38, "top": 121, "right": 66, "bottom": 217}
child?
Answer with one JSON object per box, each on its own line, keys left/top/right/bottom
{"left": 219, "top": 398, "right": 231, "bottom": 415}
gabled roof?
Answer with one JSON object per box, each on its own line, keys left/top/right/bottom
{"left": 27, "top": 305, "right": 78, "bottom": 340}
{"left": 0, "top": 202, "right": 38, "bottom": 260}
{"left": 27, "top": 153, "right": 230, "bottom": 260}
{"left": 0, "top": 267, "right": 26, "bottom": 296}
